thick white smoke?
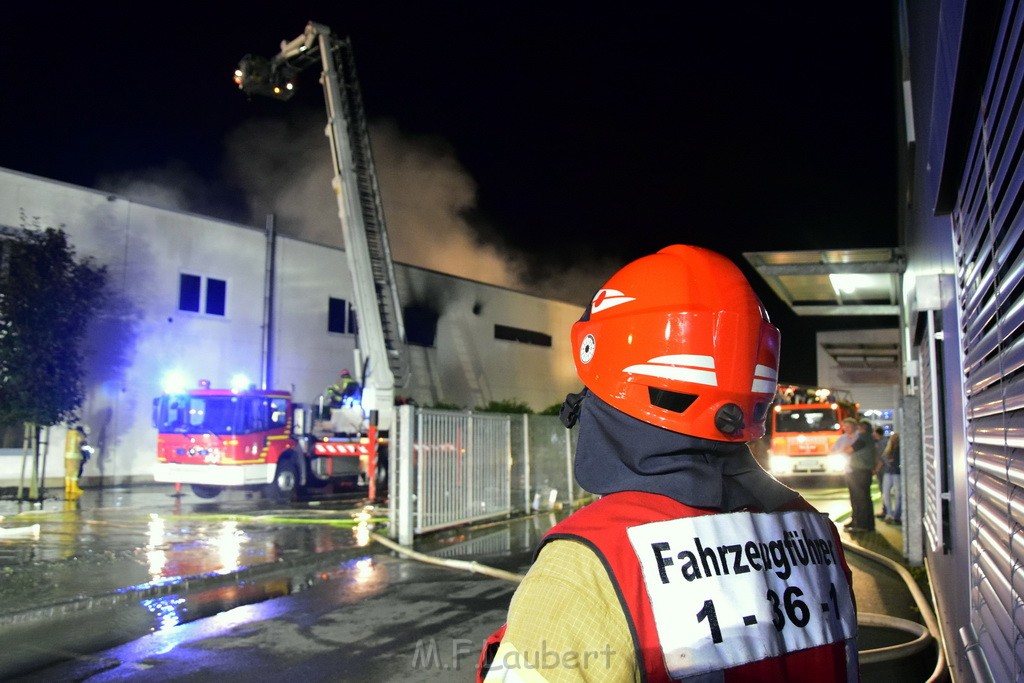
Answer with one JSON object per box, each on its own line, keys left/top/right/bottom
{"left": 102, "top": 110, "right": 613, "bottom": 307}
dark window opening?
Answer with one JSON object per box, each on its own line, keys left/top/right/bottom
{"left": 494, "top": 324, "right": 552, "bottom": 347}
{"left": 179, "top": 274, "right": 201, "bottom": 312}
{"left": 328, "top": 298, "right": 347, "bottom": 333}
{"left": 206, "top": 278, "right": 226, "bottom": 316}
{"left": 179, "top": 273, "right": 226, "bottom": 316}
{"left": 328, "top": 297, "right": 358, "bottom": 335}
{"left": 404, "top": 304, "right": 439, "bottom": 347}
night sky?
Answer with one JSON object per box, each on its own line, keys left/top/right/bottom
{"left": 0, "top": 4, "right": 899, "bottom": 384}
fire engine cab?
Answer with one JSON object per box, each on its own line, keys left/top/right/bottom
{"left": 152, "top": 377, "right": 383, "bottom": 501}
{"left": 767, "top": 384, "right": 859, "bottom": 479}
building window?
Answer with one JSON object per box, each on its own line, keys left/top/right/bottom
{"left": 206, "top": 278, "right": 226, "bottom": 316}
{"left": 494, "top": 324, "right": 552, "bottom": 347}
{"left": 328, "top": 297, "right": 358, "bottom": 335}
{"left": 179, "top": 274, "right": 201, "bottom": 312}
{"left": 179, "top": 273, "right": 226, "bottom": 316}
{"left": 404, "top": 304, "right": 438, "bottom": 347}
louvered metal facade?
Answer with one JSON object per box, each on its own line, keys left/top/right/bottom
{"left": 951, "top": 2, "right": 1024, "bottom": 679}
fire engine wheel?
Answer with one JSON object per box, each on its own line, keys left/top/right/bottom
{"left": 266, "top": 459, "right": 299, "bottom": 502}
{"left": 191, "top": 484, "right": 223, "bottom": 499}
{"left": 374, "top": 450, "right": 388, "bottom": 494}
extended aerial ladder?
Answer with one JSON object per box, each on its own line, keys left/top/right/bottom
{"left": 234, "top": 21, "right": 409, "bottom": 431}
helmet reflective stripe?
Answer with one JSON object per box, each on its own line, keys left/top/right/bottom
{"left": 751, "top": 364, "right": 779, "bottom": 394}
{"left": 591, "top": 289, "right": 636, "bottom": 314}
{"left": 624, "top": 355, "right": 718, "bottom": 387}
{"left": 650, "top": 354, "right": 716, "bottom": 368}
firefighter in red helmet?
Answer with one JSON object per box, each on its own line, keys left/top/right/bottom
{"left": 478, "top": 245, "right": 858, "bottom": 682}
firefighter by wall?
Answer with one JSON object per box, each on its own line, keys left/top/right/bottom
{"left": 63, "top": 425, "right": 90, "bottom": 497}
{"left": 478, "top": 245, "right": 858, "bottom": 682}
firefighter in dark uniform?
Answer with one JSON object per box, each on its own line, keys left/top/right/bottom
{"left": 478, "top": 245, "right": 858, "bottom": 682}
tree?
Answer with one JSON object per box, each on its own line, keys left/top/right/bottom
{"left": 0, "top": 226, "right": 107, "bottom": 438}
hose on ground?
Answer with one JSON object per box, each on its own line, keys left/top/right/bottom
{"left": 370, "top": 531, "right": 526, "bottom": 583}
{"left": 842, "top": 539, "right": 947, "bottom": 681}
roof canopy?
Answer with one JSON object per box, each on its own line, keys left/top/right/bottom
{"left": 743, "top": 248, "right": 904, "bottom": 317}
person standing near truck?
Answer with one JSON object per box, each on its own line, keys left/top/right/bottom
{"left": 880, "top": 432, "right": 902, "bottom": 524}
{"left": 843, "top": 420, "right": 876, "bottom": 533}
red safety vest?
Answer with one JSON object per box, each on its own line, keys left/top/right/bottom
{"left": 478, "top": 491, "right": 857, "bottom": 682}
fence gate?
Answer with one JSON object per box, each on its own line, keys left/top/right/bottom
{"left": 390, "top": 406, "right": 512, "bottom": 541}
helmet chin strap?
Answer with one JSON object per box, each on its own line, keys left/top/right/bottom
{"left": 559, "top": 388, "right": 588, "bottom": 428}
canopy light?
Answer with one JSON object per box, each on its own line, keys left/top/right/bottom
{"left": 828, "top": 273, "right": 873, "bottom": 296}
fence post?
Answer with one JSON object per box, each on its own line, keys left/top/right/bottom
{"left": 396, "top": 403, "right": 415, "bottom": 545}
{"left": 522, "top": 414, "right": 531, "bottom": 514}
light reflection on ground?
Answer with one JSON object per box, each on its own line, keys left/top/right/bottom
{"left": 0, "top": 487, "right": 378, "bottom": 617}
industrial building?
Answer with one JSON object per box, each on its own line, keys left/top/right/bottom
{"left": 0, "top": 166, "right": 583, "bottom": 485}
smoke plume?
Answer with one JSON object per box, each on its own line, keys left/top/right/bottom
{"left": 103, "top": 110, "right": 613, "bottom": 307}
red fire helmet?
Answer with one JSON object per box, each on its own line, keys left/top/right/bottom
{"left": 570, "top": 245, "right": 780, "bottom": 441}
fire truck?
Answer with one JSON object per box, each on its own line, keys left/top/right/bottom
{"left": 766, "top": 384, "right": 859, "bottom": 479}
{"left": 152, "top": 377, "right": 382, "bottom": 501}
{"left": 153, "top": 22, "right": 408, "bottom": 502}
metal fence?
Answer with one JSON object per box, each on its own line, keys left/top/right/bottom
{"left": 510, "top": 414, "right": 585, "bottom": 513}
{"left": 390, "top": 406, "right": 589, "bottom": 544}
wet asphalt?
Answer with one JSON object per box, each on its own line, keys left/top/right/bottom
{"left": 0, "top": 484, "right": 939, "bottom": 681}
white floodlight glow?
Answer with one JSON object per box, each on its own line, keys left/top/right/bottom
{"left": 162, "top": 370, "right": 188, "bottom": 395}
{"left": 230, "top": 373, "right": 251, "bottom": 392}
{"left": 829, "top": 273, "right": 872, "bottom": 296}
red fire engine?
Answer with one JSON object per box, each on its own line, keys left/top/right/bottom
{"left": 767, "top": 384, "right": 859, "bottom": 479}
{"left": 152, "top": 378, "right": 383, "bottom": 501}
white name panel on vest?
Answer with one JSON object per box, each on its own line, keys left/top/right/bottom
{"left": 626, "top": 510, "right": 855, "bottom": 678}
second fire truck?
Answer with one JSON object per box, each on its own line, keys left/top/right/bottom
{"left": 766, "top": 384, "right": 859, "bottom": 479}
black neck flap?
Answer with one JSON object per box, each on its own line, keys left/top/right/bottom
{"left": 572, "top": 393, "right": 799, "bottom": 512}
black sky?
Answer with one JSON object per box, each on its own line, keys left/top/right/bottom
{"left": 0, "top": 4, "right": 899, "bottom": 384}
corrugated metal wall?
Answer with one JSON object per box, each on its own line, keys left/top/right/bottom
{"left": 951, "top": 2, "right": 1024, "bottom": 679}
